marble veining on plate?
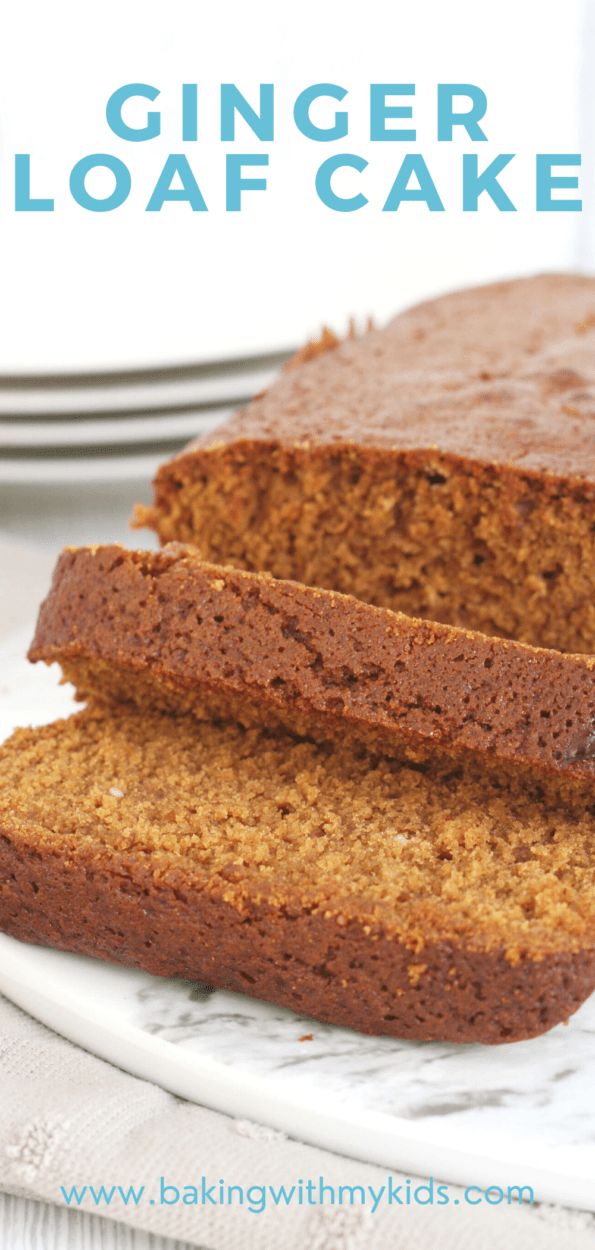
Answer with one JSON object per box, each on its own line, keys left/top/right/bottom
{"left": 130, "top": 974, "right": 595, "bottom": 1149}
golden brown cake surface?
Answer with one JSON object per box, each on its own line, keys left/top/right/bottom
{"left": 1, "top": 705, "right": 594, "bottom": 1043}
{"left": 179, "top": 273, "right": 595, "bottom": 474}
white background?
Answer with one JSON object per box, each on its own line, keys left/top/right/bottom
{"left": 0, "top": 0, "right": 591, "bottom": 370}
{"left": 0, "top": 5, "right": 593, "bottom": 1247}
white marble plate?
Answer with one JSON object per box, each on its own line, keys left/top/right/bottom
{"left": 1, "top": 625, "right": 594, "bottom": 1212}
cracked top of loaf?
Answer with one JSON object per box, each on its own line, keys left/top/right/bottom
{"left": 179, "top": 274, "right": 595, "bottom": 483}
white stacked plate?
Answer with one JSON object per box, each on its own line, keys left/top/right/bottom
{"left": 0, "top": 350, "right": 290, "bottom": 484}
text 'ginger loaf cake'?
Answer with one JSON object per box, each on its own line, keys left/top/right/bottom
{"left": 136, "top": 274, "right": 595, "bottom": 654}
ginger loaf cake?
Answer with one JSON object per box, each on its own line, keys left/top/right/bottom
{"left": 29, "top": 543, "right": 595, "bottom": 785}
{"left": 135, "top": 274, "right": 595, "bottom": 654}
{"left": 1, "top": 704, "right": 594, "bottom": 1044}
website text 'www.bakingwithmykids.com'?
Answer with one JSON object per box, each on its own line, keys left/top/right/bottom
{"left": 59, "top": 1175, "right": 535, "bottom": 1216}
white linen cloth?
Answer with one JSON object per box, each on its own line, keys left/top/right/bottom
{"left": 1, "top": 995, "right": 595, "bottom": 1250}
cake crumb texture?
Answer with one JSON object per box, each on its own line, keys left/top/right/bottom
{"left": 141, "top": 275, "right": 595, "bottom": 652}
{"left": 1, "top": 705, "right": 594, "bottom": 1043}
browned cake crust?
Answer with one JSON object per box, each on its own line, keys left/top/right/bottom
{"left": 3, "top": 830, "right": 594, "bottom": 1046}
{"left": 156, "top": 273, "right": 595, "bottom": 477}
{"left": 137, "top": 275, "right": 595, "bottom": 652}
{"left": 1, "top": 707, "right": 594, "bottom": 1044}
{"left": 30, "top": 544, "right": 595, "bottom": 784}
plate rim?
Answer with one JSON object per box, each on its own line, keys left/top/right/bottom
{"left": 0, "top": 933, "right": 591, "bottom": 1212}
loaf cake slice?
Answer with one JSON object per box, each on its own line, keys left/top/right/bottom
{"left": 135, "top": 274, "right": 595, "bottom": 653}
{"left": 1, "top": 704, "right": 594, "bottom": 1044}
{"left": 29, "top": 544, "right": 595, "bottom": 785}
